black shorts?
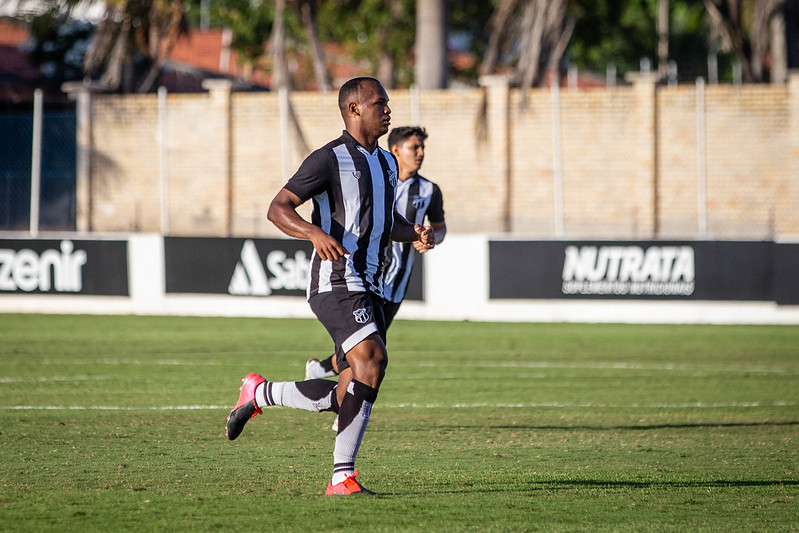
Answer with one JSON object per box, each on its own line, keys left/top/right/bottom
{"left": 384, "top": 300, "right": 402, "bottom": 330}
{"left": 308, "top": 290, "right": 387, "bottom": 372}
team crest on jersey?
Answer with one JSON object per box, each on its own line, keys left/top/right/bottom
{"left": 412, "top": 195, "right": 425, "bottom": 209}
{"left": 353, "top": 308, "right": 370, "bottom": 324}
{"left": 388, "top": 169, "right": 398, "bottom": 187}
{"left": 352, "top": 171, "right": 361, "bottom": 180}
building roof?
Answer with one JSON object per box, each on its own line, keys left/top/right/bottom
{"left": 0, "top": 18, "right": 51, "bottom": 105}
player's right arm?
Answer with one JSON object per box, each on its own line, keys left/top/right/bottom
{"left": 267, "top": 188, "right": 346, "bottom": 261}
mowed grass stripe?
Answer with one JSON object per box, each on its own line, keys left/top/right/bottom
{"left": 2, "top": 400, "right": 796, "bottom": 411}
{"left": 0, "top": 314, "right": 796, "bottom": 532}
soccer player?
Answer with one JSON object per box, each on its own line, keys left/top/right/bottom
{"left": 224, "top": 77, "right": 435, "bottom": 496}
{"left": 305, "top": 126, "right": 447, "bottom": 385}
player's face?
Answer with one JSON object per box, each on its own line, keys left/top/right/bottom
{"left": 392, "top": 135, "right": 425, "bottom": 176}
{"left": 357, "top": 81, "right": 391, "bottom": 139}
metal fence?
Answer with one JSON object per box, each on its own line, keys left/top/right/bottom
{"left": 0, "top": 94, "right": 76, "bottom": 232}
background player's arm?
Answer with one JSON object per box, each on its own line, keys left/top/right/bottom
{"left": 413, "top": 220, "right": 446, "bottom": 253}
{"left": 391, "top": 210, "right": 435, "bottom": 250}
{"left": 267, "top": 188, "right": 346, "bottom": 261}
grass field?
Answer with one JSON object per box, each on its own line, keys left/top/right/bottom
{"left": 0, "top": 313, "right": 797, "bottom": 532}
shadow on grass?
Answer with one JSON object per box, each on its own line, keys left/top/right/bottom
{"left": 379, "top": 479, "right": 799, "bottom": 497}
{"left": 414, "top": 420, "right": 799, "bottom": 432}
{"left": 535, "top": 479, "right": 799, "bottom": 489}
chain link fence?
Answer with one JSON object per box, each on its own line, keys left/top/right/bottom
{"left": 0, "top": 104, "right": 76, "bottom": 232}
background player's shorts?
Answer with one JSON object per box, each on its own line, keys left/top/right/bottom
{"left": 309, "top": 290, "right": 387, "bottom": 372}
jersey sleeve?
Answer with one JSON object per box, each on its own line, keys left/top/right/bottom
{"left": 283, "top": 148, "right": 330, "bottom": 202}
{"left": 426, "top": 183, "right": 445, "bottom": 223}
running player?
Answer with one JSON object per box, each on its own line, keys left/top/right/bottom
{"left": 224, "top": 78, "right": 435, "bottom": 496}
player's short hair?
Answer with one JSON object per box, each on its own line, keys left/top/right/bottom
{"left": 338, "top": 77, "right": 381, "bottom": 114}
{"left": 388, "top": 126, "right": 428, "bottom": 149}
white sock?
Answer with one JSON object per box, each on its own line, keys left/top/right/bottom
{"left": 331, "top": 380, "right": 377, "bottom": 484}
{"left": 255, "top": 380, "right": 337, "bottom": 412}
{"left": 331, "top": 470, "right": 354, "bottom": 485}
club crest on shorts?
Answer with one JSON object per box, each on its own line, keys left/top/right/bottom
{"left": 353, "top": 308, "right": 370, "bottom": 324}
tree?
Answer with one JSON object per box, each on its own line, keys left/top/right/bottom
{"left": 205, "top": 0, "right": 278, "bottom": 80}
{"left": 25, "top": 15, "right": 94, "bottom": 88}
{"left": 293, "top": 0, "right": 331, "bottom": 91}
{"left": 415, "top": 0, "right": 448, "bottom": 89}
{"left": 270, "top": 0, "right": 289, "bottom": 89}
{"left": 568, "top": 0, "right": 709, "bottom": 83}
{"left": 270, "top": 0, "right": 331, "bottom": 90}
{"left": 187, "top": 0, "right": 330, "bottom": 90}
{"left": 317, "top": 0, "right": 416, "bottom": 88}
{"left": 481, "top": 0, "right": 573, "bottom": 90}
{"left": 75, "top": 0, "right": 187, "bottom": 93}
{"left": 704, "top": 0, "right": 792, "bottom": 83}
{"left": 27, "top": 0, "right": 189, "bottom": 93}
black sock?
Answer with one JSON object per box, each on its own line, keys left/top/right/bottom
{"left": 320, "top": 355, "right": 335, "bottom": 373}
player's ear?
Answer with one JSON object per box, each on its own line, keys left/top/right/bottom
{"left": 348, "top": 101, "right": 360, "bottom": 116}
{"left": 391, "top": 145, "right": 400, "bottom": 156}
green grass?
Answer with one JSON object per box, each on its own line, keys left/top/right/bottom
{"left": 0, "top": 314, "right": 797, "bottom": 532}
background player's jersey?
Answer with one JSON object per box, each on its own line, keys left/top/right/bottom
{"left": 284, "top": 132, "right": 398, "bottom": 299}
{"left": 383, "top": 174, "right": 444, "bottom": 303}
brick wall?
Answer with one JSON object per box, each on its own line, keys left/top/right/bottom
{"left": 90, "top": 95, "right": 160, "bottom": 232}
{"left": 72, "top": 74, "right": 799, "bottom": 239}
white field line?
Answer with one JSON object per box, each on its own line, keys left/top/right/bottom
{"left": 419, "top": 361, "right": 798, "bottom": 375}
{"left": 1, "top": 401, "right": 794, "bottom": 411}
{"left": 39, "top": 359, "right": 223, "bottom": 366}
{"left": 20, "top": 359, "right": 796, "bottom": 375}
{"left": 0, "top": 376, "right": 109, "bottom": 383}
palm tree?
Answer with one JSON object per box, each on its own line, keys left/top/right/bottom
{"left": 481, "top": 0, "right": 573, "bottom": 90}
{"left": 83, "top": 0, "right": 187, "bottom": 93}
{"left": 29, "top": 0, "right": 187, "bottom": 93}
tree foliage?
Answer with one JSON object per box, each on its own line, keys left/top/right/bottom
{"left": 202, "top": 0, "right": 281, "bottom": 71}
{"left": 25, "top": 0, "right": 188, "bottom": 93}
{"left": 317, "top": 0, "right": 416, "bottom": 88}
{"left": 25, "top": 16, "right": 94, "bottom": 85}
{"left": 20, "top": 0, "right": 798, "bottom": 91}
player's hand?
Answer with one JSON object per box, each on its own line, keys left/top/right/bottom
{"left": 310, "top": 229, "right": 346, "bottom": 261}
{"left": 412, "top": 240, "right": 431, "bottom": 254}
{"left": 414, "top": 224, "right": 435, "bottom": 251}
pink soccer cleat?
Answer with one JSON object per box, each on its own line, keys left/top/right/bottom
{"left": 225, "top": 373, "right": 266, "bottom": 440}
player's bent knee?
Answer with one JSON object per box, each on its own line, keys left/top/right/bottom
{"left": 347, "top": 337, "right": 387, "bottom": 387}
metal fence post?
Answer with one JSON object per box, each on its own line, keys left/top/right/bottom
{"left": 696, "top": 77, "right": 707, "bottom": 237}
{"left": 551, "top": 79, "right": 564, "bottom": 238}
{"left": 29, "top": 88, "right": 42, "bottom": 237}
{"left": 279, "top": 86, "right": 290, "bottom": 182}
{"left": 158, "top": 86, "right": 169, "bottom": 235}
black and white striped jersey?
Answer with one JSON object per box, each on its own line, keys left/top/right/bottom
{"left": 382, "top": 174, "right": 445, "bottom": 303}
{"left": 284, "top": 131, "right": 399, "bottom": 299}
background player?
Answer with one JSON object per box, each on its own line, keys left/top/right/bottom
{"left": 305, "top": 126, "right": 447, "bottom": 387}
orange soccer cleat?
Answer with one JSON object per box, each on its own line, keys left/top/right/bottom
{"left": 325, "top": 472, "right": 375, "bottom": 495}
